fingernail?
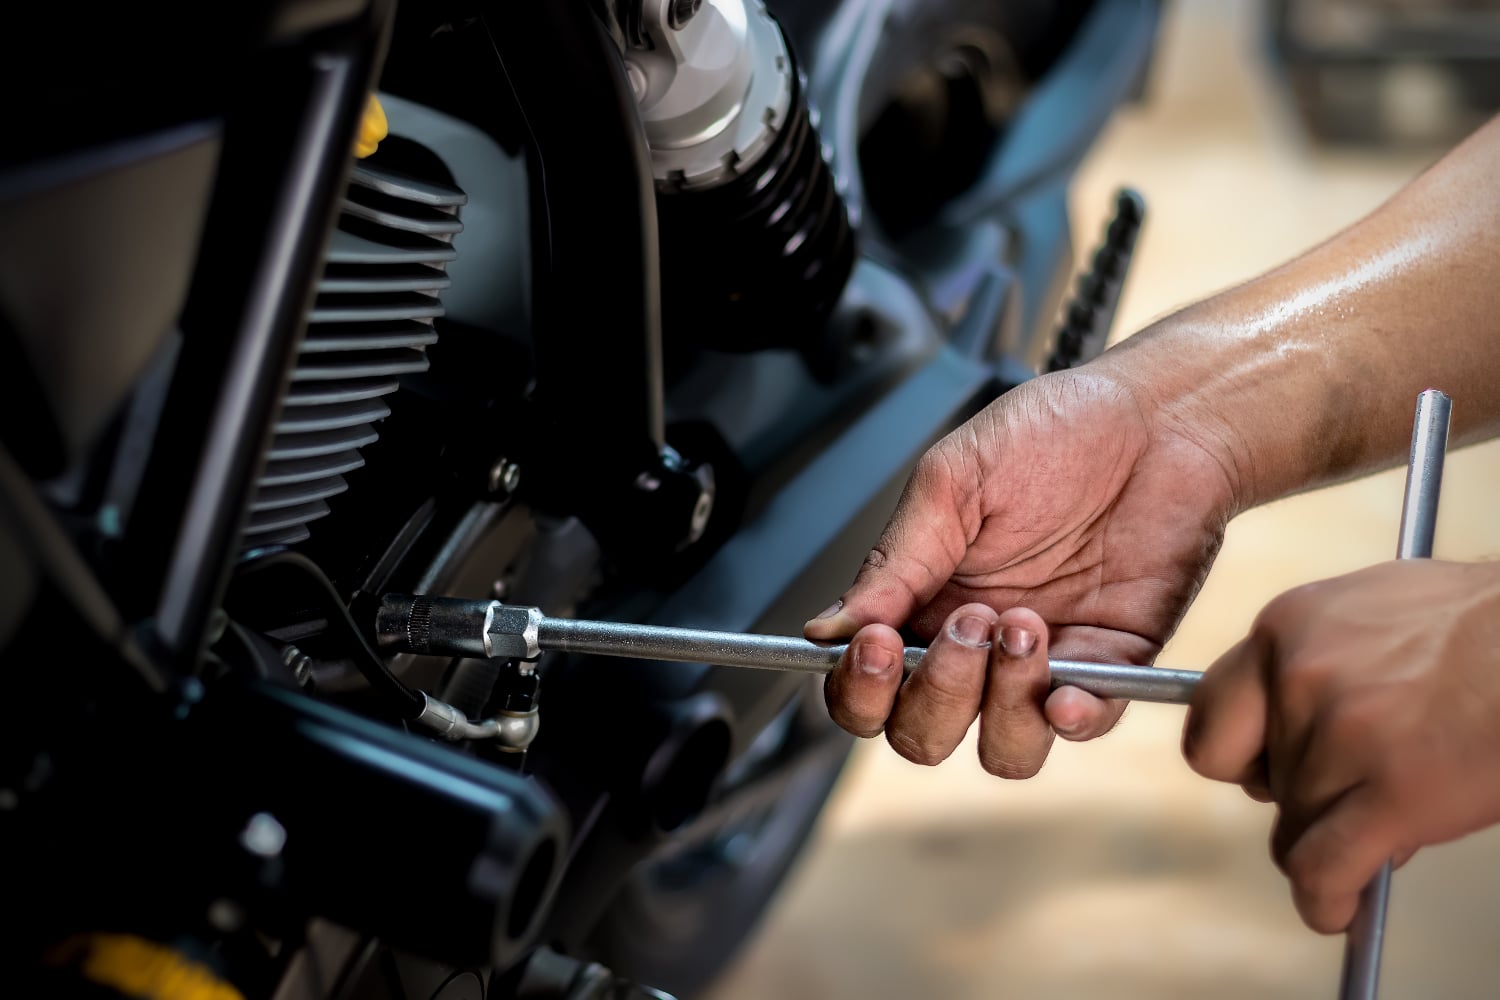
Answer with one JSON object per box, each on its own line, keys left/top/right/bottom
{"left": 1000, "top": 626, "right": 1037, "bottom": 658}
{"left": 811, "top": 600, "right": 843, "bottom": 621}
{"left": 1055, "top": 720, "right": 1083, "bottom": 739}
{"left": 950, "top": 615, "right": 993, "bottom": 648}
{"left": 853, "top": 643, "right": 896, "bottom": 677}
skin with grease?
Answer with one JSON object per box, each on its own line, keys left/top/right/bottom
{"left": 806, "top": 115, "right": 1500, "bottom": 932}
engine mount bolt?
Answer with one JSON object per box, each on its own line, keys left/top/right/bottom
{"left": 240, "top": 812, "right": 287, "bottom": 858}
{"left": 281, "top": 644, "right": 313, "bottom": 686}
{"left": 489, "top": 458, "right": 523, "bottom": 497}
{"left": 207, "top": 898, "right": 246, "bottom": 932}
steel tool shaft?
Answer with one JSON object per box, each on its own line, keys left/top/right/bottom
{"left": 373, "top": 395, "right": 1454, "bottom": 1000}
{"left": 377, "top": 595, "right": 1203, "bottom": 704}
{"left": 540, "top": 616, "right": 1203, "bottom": 704}
{"left": 1339, "top": 388, "right": 1452, "bottom": 1000}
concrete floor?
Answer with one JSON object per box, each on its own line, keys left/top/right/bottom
{"left": 707, "top": 2, "right": 1500, "bottom": 997}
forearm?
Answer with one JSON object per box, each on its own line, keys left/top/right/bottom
{"left": 1099, "top": 115, "right": 1500, "bottom": 512}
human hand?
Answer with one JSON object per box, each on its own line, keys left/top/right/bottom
{"left": 805, "top": 366, "right": 1243, "bottom": 775}
{"left": 1183, "top": 560, "right": 1500, "bottom": 932}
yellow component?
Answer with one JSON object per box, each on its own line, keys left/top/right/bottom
{"left": 354, "top": 94, "right": 388, "bottom": 159}
{"left": 44, "top": 933, "right": 245, "bottom": 1000}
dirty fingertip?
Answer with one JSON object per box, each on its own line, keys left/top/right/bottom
{"left": 1044, "top": 685, "right": 1113, "bottom": 741}
{"left": 804, "top": 600, "right": 855, "bottom": 639}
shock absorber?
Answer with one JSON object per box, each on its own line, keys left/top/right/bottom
{"left": 621, "top": 0, "right": 856, "bottom": 354}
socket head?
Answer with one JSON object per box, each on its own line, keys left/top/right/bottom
{"left": 485, "top": 604, "right": 543, "bottom": 661}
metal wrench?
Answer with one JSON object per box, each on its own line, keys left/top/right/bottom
{"left": 376, "top": 595, "right": 1204, "bottom": 703}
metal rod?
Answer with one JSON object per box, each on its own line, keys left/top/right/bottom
{"left": 1395, "top": 389, "right": 1451, "bottom": 562}
{"left": 1339, "top": 388, "right": 1451, "bottom": 1000}
{"left": 376, "top": 594, "right": 1205, "bottom": 704}
{"left": 537, "top": 614, "right": 1204, "bottom": 705}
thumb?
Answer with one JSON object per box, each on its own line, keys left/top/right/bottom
{"left": 805, "top": 452, "right": 971, "bottom": 641}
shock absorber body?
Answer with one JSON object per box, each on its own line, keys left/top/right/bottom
{"left": 622, "top": 0, "right": 855, "bottom": 353}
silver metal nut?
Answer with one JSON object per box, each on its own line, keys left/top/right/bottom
{"left": 484, "top": 604, "right": 543, "bottom": 661}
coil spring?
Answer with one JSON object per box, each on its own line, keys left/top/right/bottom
{"left": 655, "top": 54, "right": 855, "bottom": 354}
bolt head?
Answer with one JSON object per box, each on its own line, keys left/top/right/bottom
{"left": 207, "top": 898, "right": 246, "bottom": 932}
{"left": 484, "top": 604, "right": 543, "bottom": 661}
{"left": 240, "top": 812, "right": 287, "bottom": 858}
{"left": 488, "top": 459, "right": 522, "bottom": 496}
{"left": 686, "top": 463, "right": 716, "bottom": 545}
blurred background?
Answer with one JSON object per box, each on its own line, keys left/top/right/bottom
{"left": 708, "top": 0, "right": 1500, "bottom": 997}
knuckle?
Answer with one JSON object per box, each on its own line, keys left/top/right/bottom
{"left": 861, "top": 546, "right": 891, "bottom": 572}
{"left": 917, "top": 664, "right": 982, "bottom": 712}
{"left": 978, "top": 750, "right": 1042, "bottom": 780}
{"left": 825, "top": 690, "right": 887, "bottom": 741}
{"left": 1250, "top": 593, "right": 1294, "bottom": 645}
{"left": 1274, "top": 581, "right": 1321, "bottom": 615}
{"left": 1366, "top": 749, "right": 1417, "bottom": 800}
{"left": 1282, "top": 848, "right": 1329, "bottom": 900}
{"left": 1320, "top": 697, "right": 1382, "bottom": 754}
{"left": 829, "top": 707, "right": 886, "bottom": 740}
{"left": 911, "top": 449, "right": 949, "bottom": 488}
{"left": 888, "top": 730, "right": 947, "bottom": 767}
{"left": 1274, "top": 650, "right": 1335, "bottom": 706}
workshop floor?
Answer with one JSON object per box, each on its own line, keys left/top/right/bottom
{"left": 706, "top": 1, "right": 1500, "bottom": 997}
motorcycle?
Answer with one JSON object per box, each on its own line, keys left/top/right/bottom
{"left": 0, "top": 0, "right": 1158, "bottom": 996}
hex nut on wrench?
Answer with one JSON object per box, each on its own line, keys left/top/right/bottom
{"left": 484, "top": 603, "right": 543, "bottom": 662}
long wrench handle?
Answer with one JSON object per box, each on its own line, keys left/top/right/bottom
{"left": 1339, "top": 388, "right": 1452, "bottom": 1000}
{"left": 376, "top": 594, "right": 1204, "bottom": 704}
{"left": 538, "top": 615, "right": 1202, "bottom": 704}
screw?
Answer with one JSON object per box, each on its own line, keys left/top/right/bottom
{"left": 687, "top": 463, "right": 715, "bottom": 544}
{"left": 669, "top": 0, "right": 703, "bottom": 29}
{"left": 281, "top": 645, "right": 313, "bottom": 686}
{"left": 207, "top": 898, "right": 246, "bottom": 932}
{"left": 689, "top": 490, "right": 714, "bottom": 540}
{"left": 489, "top": 459, "right": 522, "bottom": 497}
{"left": 240, "top": 812, "right": 287, "bottom": 858}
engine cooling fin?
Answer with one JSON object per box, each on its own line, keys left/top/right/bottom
{"left": 243, "top": 160, "right": 466, "bottom": 550}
